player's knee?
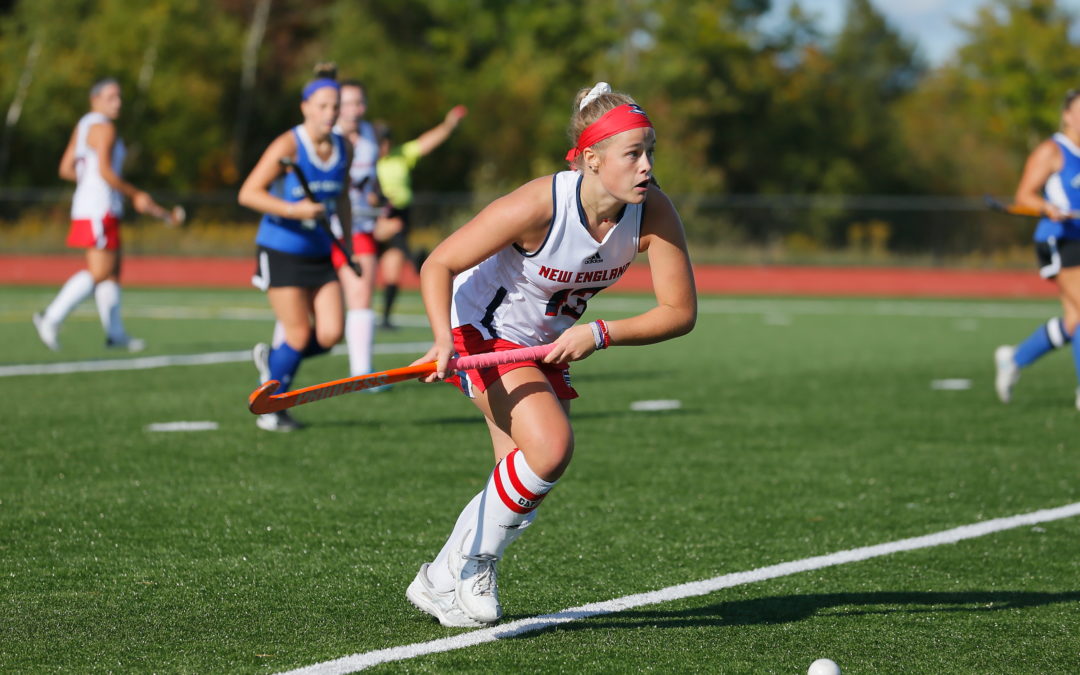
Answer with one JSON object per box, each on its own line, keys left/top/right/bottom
{"left": 523, "top": 431, "right": 574, "bottom": 481}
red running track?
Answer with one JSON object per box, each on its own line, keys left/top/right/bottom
{"left": 0, "top": 254, "right": 1058, "bottom": 298}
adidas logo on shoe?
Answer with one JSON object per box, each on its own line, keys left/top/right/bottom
{"left": 582, "top": 252, "right": 603, "bottom": 264}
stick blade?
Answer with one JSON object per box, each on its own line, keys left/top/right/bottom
{"left": 168, "top": 205, "right": 186, "bottom": 227}
{"left": 249, "top": 380, "right": 284, "bottom": 414}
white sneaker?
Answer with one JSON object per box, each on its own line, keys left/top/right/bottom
{"left": 1074, "top": 387, "right": 1080, "bottom": 412}
{"left": 32, "top": 312, "right": 60, "bottom": 351}
{"left": 449, "top": 538, "right": 502, "bottom": 624}
{"left": 994, "top": 345, "right": 1020, "bottom": 403}
{"left": 106, "top": 335, "right": 146, "bottom": 352}
{"left": 253, "top": 342, "right": 271, "bottom": 384}
{"left": 255, "top": 410, "right": 301, "bottom": 432}
{"left": 406, "top": 563, "right": 484, "bottom": 628}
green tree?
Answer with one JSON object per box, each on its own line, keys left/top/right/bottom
{"left": 897, "top": 0, "right": 1080, "bottom": 196}
{"left": 0, "top": 0, "right": 244, "bottom": 189}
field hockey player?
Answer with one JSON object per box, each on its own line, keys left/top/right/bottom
{"left": 404, "top": 82, "right": 697, "bottom": 627}
{"left": 994, "top": 87, "right": 1080, "bottom": 408}
{"left": 33, "top": 77, "right": 171, "bottom": 353}
{"left": 239, "top": 63, "right": 352, "bottom": 432}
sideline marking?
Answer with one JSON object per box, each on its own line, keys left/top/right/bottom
{"left": 145, "top": 421, "right": 219, "bottom": 432}
{"left": 630, "top": 399, "right": 682, "bottom": 411}
{"left": 931, "top": 378, "right": 973, "bottom": 391}
{"left": 276, "top": 501, "right": 1080, "bottom": 674}
{"left": 0, "top": 342, "right": 433, "bottom": 378}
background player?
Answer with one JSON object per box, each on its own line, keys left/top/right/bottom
{"left": 33, "top": 77, "right": 171, "bottom": 352}
{"left": 330, "top": 79, "right": 383, "bottom": 380}
{"left": 994, "top": 88, "right": 1080, "bottom": 408}
{"left": 404, "top": 83, "right": 697, "bottom": 627}
{"left": 241, "top": 65, "right": 352, "bottom": 432}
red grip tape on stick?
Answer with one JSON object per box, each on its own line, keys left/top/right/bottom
{"left": 248, "top": 343, "right": 555, "bottom": 414}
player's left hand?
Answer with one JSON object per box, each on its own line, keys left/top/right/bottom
{"left": 545, "top": 324, "right": 598, "bottom": 364}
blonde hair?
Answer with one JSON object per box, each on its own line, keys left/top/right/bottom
{"left": 567, "top": 84, "right": 637, "bottom": 169}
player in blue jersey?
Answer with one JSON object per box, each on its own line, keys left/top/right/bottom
{"left": 239, "top": 64, "right": 352, "bottom": 431}
{"left": 995, "top": 88, "right": 1080, "bottom": 408}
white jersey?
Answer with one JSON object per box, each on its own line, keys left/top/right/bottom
{"left": 71, "top": 112, "right": 125, "bottom": 220}
{"left": 451, "top": 171, "right": 642, "bottom": 346}
{"left": 333, "top": 120, "right": 379, "bottom": 234}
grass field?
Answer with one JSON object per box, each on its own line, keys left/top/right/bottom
{"left": 3, "top": 285, "right": 1079, "bottom": 674}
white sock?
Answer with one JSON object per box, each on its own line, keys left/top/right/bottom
{"left": 428, "top": 449, "right": 554, "bottom": 592}
{"left": 94, "top": 279, "right": 126, "bottom": 341}
{"left": 346, "top": 308, "right": 375, "bottom": 375}
{"left": 43, "top": 270, "right": 95, "bottom": 326}
{"left": 271, "top": 321, "right": 286, "bottom": 348}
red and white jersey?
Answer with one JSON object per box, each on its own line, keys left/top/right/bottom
{"left": 334, "top": 120, "right": 379, "bottom": 235}
{"left": 71, "top": 112, "right": 125, "bottom": 220}
{"left": 451, "top": 171, "right": 642, "bottom": 346}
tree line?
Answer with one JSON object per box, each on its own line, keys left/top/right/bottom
{"left": 0, "top": 0, "right": 1077, "bottom": 203}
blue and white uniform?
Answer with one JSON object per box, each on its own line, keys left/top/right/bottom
{"left": 1034, "top": 132, "right": 1080, "bottom": 243}
{"left": 255, "top": 125, "right": 347, "bottom": 257}
{"left": 451, "top": 170, "right": 642, "bottom": 346}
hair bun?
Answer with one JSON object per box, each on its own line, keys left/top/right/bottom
{"left": 313, "top": 62, "right": 338, "bottom": 80}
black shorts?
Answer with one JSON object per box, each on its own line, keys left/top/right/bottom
{"left": 1035, "top": 237, "right": 1080, "bottom": 279}
{"left": 252, "top": 246, "right": 337, "bottom": 290}
{"left": 377, "top": 206, "right": 411, "bottom": 256}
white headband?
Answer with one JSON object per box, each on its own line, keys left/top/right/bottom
{"left": 580, "top": 82, "right": 612, "bottom": 110}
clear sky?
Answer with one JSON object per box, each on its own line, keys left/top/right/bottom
{"left": 764, "top": 0, "right": 1080, "bottom": 66}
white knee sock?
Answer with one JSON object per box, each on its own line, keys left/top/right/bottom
{"left": 94, "top": 279, "right": 126, "bottom": 341}
{"left": 271, "top": 321, "right": 286, "bottom": 348}
{"left": 345, "top": 308, "right": 375, "bottom": 375}
{"left": 43, "top": 270, "right": 95, "bottom": 326}
{"left": 428, "top": 449, "right": 554, "bottom": 592}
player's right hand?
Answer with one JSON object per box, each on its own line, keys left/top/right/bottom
{"left": 291, "top": 199, "right": 325, "bottom": 220}
{"left": 411, "top": 339, "right": 455, "bottom": 382}
{"left": 1045, "top": 203, "right": 1068, "bottom": 221}
{"left": 132, "top": 191, "right": 155, "bottom": 215}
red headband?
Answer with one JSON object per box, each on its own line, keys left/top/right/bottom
{"left": 565, "top": 104, "right": 653, "bottom": 163}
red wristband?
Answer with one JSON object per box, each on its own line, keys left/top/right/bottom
{"left": 596, "top": 319, "right": 611, "bottom": 348}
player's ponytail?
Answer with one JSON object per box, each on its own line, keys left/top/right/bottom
{"left": 312, "top": 62, "right": 338, "bottom": 81}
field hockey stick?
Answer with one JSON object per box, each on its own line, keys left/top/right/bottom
{"left": 279, "top": 157, "right": 363, "bottom": 276}
{"left": 146, "top": 203, "right": 186, "bottom": 227}
{"left": 248, "top": 343, "right": 555, "bottom": 414}
{"left": 160, "top": 205, "right": 186, "bottom": 227}
{"left": 983, "top": 195, "right": 1080, "bottom": 219}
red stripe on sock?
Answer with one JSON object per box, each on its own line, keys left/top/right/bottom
{"left": 505, "top": 448, "right": 544, "bottom": 502}
{"left": 492, "top": 463, "right": 533, "bottom": 514}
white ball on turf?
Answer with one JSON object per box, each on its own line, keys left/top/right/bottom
{"left": 808, "top": 658, "right": 841, "bottom": 675}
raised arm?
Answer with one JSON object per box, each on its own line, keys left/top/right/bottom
{"left": 413, "top": 105, "right": 467, "bottom": 157}
{"left": 1015, "top": 139, "right": 1066, "bottom": 220}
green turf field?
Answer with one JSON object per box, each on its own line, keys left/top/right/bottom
{"left": 2, "top": 286, "right": 1079, "bottom": 674}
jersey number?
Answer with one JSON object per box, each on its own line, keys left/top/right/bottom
{"left": 545, "top": 287, "right": 604, "bottom": 319}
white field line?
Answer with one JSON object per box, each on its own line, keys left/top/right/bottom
{"left": 0, "top": 307, "right": 433, "bottom": 325}
{"left": 0, "top": 297, "right": 1060, "bottom": 326}
{"left": 0, "top": 342, "right": 433, "bottom": 377}
{"left": 277, "top": 501, "right": 1080, "bottom": 675}
{"left": 0, "top": 297, "right": 1059, "bottom": 377}
{"left": 592, "top": 296, "right": 1060, "bottom": 320}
